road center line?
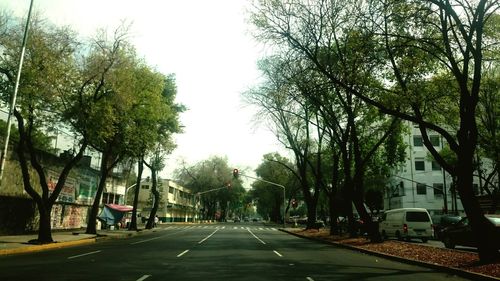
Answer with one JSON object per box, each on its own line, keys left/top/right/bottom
{"left": 67, "top": 250, "right": 101, "bottom": 259}
{"left": 247, "top": 229, "right": 266, "bottom": 244}
{"left": 306, "top": 277, "right": 314, "bottom": 281}
{"left": 198, "top": 228, "right": 219, "bottom": 244}
{"left": 177, "top": 249, "right": 189, "bottom": 257}
{"left": 273, "top": 250, "right": 283, "bottom": 257}
{"left": 136, "top": 275, "right": 151, "bottom": 281}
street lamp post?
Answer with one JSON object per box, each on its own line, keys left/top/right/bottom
{"left": 124, "top": 178, "right": 149, "bottom": 205}
{"left": 124, "top": 184, "right": 136, "bottom": 206}
{"left": 0, "top": 0, "right": 34, "bottom": 186}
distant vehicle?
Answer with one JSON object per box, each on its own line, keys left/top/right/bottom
{"left": 440, "top": 214, "right": 500, "bottom": 249}
{"left": 379, "top": 208, "right": 433, "bottom": 243}
{"left": 431, "top": 214, "right": 462, "bottom": 239}
{"left": 287, "top": 216, "right": 300, "bottom": 224}
{"left": 297, "top": 217, "right": 308, "bottom": 224}
{"left": 234, "top": 217, "right": 241, "bottom": 223}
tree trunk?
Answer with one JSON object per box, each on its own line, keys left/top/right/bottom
{"left": 342, "top": 176, "right": 357, "bottom": 236}
{"left": 352, "top": 194, "right": 381, "bottom": 242}
{"left": 129, "top": 157, "right": 144, "bottom": 231}
{"left": 456, "top": 149, "right": 499, "bottom": 262}
{"left": 145, "top": 168, "right": 159, "bottom": 229}
{"left": 305, "top": 196, "right": 318, "bottom": 229}
{"left": 36, "top": 202, "right": 53, "bottom": 243}
{"left": 352, "top": 168, "right": 382, "bottom": 242}
{"left": 328, "top": 192, "right": 341, "bottom": 235}
{"left": 86, "top": 152, "right": 111, "bottom": 234}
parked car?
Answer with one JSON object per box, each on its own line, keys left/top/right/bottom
{"left": 431, "top": 214, "right": 462, "bottom": 239}
{"left": 379, "top": 208, "right": 433, "bottom": 243}
{"left": 440, "top": 214, "right": 500, "bottom": 249}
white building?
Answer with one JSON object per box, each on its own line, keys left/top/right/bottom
{"left": 385, "top": 124, "right": 469, "bottom": 217}
{"left": 135, "top": 179, "right": 197, "bottom": 223}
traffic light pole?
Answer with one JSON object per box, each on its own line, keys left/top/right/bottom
{"left": 236, "top": 173, "right": 286, "bottom": 229}
{"left": 195, "top": 186, "right": 228, "bottom": 196}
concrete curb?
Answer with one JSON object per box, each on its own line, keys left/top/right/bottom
{"left": 95, "top": 229, "right": 150, "bottom": 241}
{"left": 280, "top": 229, "right": 499, "bottom": 281}
{"left": 0, "top": 237, "right": 96, "bottom": 256}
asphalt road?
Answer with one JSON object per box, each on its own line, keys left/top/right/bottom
{"left": 0, "top": 222, "right": 471, "bottom": 281}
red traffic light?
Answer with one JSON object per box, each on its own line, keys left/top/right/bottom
{"left": 232, "top": 168, "right": 239, "bottom": 179}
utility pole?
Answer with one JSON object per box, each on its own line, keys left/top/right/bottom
{"left": 0, "top": 0, "right": 34, "bottom": 186}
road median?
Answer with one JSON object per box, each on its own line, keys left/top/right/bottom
{"left": 281, "top": 227, "right": 499, "bottom": 281}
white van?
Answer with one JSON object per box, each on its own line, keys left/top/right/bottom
{"left": 379, "top": 208, "right": 433, "bottom": 243}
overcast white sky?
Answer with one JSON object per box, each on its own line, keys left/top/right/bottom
{"left": 0, "top": 0, "right": 285, "bottom": 180}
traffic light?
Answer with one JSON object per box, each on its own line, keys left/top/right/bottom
{"left": 232, "top": 168, "right": 239, "bottom": 179}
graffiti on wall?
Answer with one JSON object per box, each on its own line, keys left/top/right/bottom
{"left": 50, "top": 204, "right": 88, "bottom": 229}
{"left": 47, "top": 171, "right": 76, "bottom": 203}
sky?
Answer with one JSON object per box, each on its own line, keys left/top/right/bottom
{"left": 0, "top": 0, "right": 286, "bottom": 181}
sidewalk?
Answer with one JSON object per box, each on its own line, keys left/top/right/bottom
{"left": 0, "top": 224, "right": 162, "bottom": 256}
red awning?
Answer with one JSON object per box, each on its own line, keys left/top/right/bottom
{"left": 105, "top": 203, "right": 133, "bottom": 212}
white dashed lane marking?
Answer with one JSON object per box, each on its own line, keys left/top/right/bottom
{"left": 68, "top": 250, "right": 101, "bottom": 260}
{"left": 136, "top": 275, "right": 151, "bottom": 281}
{"left": 177, "top": 250, "right": 189, "bottom": 257}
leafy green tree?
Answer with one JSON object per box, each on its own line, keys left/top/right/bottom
{"left": 246, "top": 56, "right": 332, "bottom": 229}
{"left": 85, "top": 29, "right": 170, "bottom": 234}
{"left": 477, "top": 66, "right": 499, "bottom": 195}
{"left": 143, "top": 75, "right": 184, "bottom": 229}
{"left": 252, "top": 153, "right": 300, "bottom": 223}
{"left": 247, "top": 53, "right": 402, "bottom": 238}
{"left": 174, "top": 156, "right": 245, "bottom": 221}
{"left": 250, "top": 0, "right": 500, "bottom": 261}
{"left": 0, "top": 15, "right": 87, "bottom": 243}
{"left": 0, "top": 120, "right": 53, "bottom": 153}
{"left": 125, "top": 74, "right": 183, "bottom": 231}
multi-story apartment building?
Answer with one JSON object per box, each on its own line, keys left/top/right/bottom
{"left": 385, "top": 124, "right": 469, "bottom": 217}
{"left": 134, "top": 179, "right": 197, "bottom": 223}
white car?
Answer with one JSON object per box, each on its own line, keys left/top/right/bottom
{"left": 379, "top": 208, "right": 433, "bottom": 243}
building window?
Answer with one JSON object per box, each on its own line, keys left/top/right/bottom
{"left": 102, "top": 193, "right": 120, "bottom": 204}
{"left": 169, "top": 187, "right": 174, "bottom": 194}
{"left": 413, "top": 136, "right": 423, "bottom": 147}
{"left": 415, "top": 160, "right": 425, "bottom": 171}
{"left": 430, "top": 135, "right": 440, "bottom": 146}
{"left": 432, "top": 161, "right": 441, "bottom": 171}
{"left": 417, "top": 183, "right": 427, "bottom": 195}
{"left": 433, "top": 183, "right": 443, "bottom": 196}
{"left": 141, "top": 185, "right": 149, "bottom": 189}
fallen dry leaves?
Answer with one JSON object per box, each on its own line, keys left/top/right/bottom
{"left": 288, "top": 228, "right": 500, "bottom": 278}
